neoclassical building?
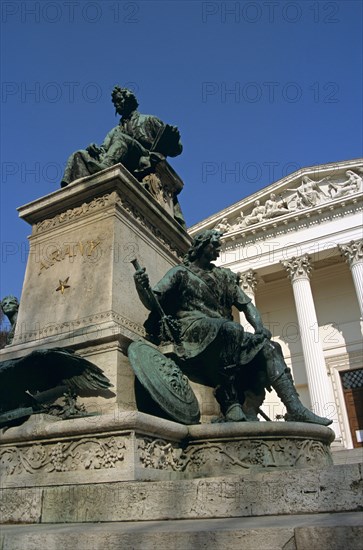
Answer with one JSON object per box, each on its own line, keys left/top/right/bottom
{"left": 190, "top": 158, "right": 363, "bottom": 449}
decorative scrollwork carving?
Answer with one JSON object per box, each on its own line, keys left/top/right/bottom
{"left": 34, "top": 192, "right": 121, "bottom": 234}
{"left": 182, "top": 438, "right": 332, "bottom": 472}
{"left": 138, "top": 438, "right": 185, "bottom": 470}
{"left": 0, "top": 437, "right": 126, "bottom": 475}
{"left": 137, "top": 436, "right": 332, "bottom": 472}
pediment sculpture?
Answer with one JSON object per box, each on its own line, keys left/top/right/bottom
{"left": 215, "top": 168, "right": 363, "bottom": 234}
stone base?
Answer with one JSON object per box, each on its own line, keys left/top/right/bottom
{"left": 1, "top": 512, "right": 363, "bottom": 550}
{"left": 1, "top": 412, "right": 361, "bottom": 542}
{"left": 1, "top": 462, "right": 361, "bottom": 524}
{"left": 0, "top": 412, "right": 335, "bottom": 492}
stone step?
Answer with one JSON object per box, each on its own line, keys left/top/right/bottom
{"left": 1, "top": 463, "right": 362, "bottom": 524}
{"left": 332, "top": 447, "right": 363, "bottom": 465}
{"left": 1, "top": 512, "right": 362, "bottom": 550}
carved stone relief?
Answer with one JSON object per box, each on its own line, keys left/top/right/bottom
{"left": 138, "top": 438, "right": 185, "bottom": 471}
{"left": 0, "top": 431, "right": 333, "bottom": 481}
{"left": 183, "top": 438, "right": 333, "bottom": 472}
{"left": 33, "top": 190, "right": 185, "bottom": 259}
{"left": 34, "top": 192, "right": 121, "bottom": 234}
{"left": 13, "top": 309, "right": 145, "bottom": 344}
{"left": 238, "top": 270, "right": 258, "bottom": 294}
{"left": 214, "top": 167, "right": 362, "bottom": 234}
{"left": 0, "top": 437, "right": 126, "bottom": 476}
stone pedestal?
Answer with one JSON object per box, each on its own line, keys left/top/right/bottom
{"left": 0, "top": 165, "right": 191, "bottom": 414}
{"left": 0, "top": 412, "right": 334, "bottom": 491}
{"left": 1, "top": 411, "right": 358, "bottom": 545}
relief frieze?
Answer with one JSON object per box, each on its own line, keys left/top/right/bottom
{"left": 0, "top": 436, "right": 126, "bottom": 476}
{"left": 33, "top": 192, "right": 120, "bottom": 234}
{"left": 213, "top": 167, "right": 363, "bottom": 235}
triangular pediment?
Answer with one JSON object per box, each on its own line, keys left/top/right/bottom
{"left": 189, "top": 159, "right": 363, "bottom": 236}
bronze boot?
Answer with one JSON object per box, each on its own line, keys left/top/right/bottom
{"left": 214, "top": 370, "right": 247, "bottom": 422}
{"left": 273, "top": 373, "right": 333, "bottom": 426}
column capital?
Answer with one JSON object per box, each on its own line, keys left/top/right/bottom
{"left": 339, "top": 239, "right": 363, "bottom": 267}
{"left": 281, "top": 254, "right": 313, "bottom": 282}
{"left": 238, "top": 269, "right": 258, "bottom": 294}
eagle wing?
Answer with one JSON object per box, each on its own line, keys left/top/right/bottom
{"left": 0, "top": 348, "right": 112, "bottom": 410}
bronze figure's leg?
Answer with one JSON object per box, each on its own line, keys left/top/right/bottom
{"left": 61, "top": 150, "right": 99, "bottom": 187}
{"left": 211, "top": 322, "right": 247, "bottom": 422}
{"left": 261, "top": 341, "right": 332, "bottom": 426}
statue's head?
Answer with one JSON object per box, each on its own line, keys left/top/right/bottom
{"left": 111, "top": 86, "right": 139, "bottom": 116}
{"left": 1, "top": 295, "right": 19, "bottom": 317}
{"left": 184, "top": 229, "right": 223, "bottom": 265}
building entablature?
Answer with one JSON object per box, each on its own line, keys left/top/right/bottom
{"left": 189, "top": 159, "right": 363, "bottom": 275}
{"left": 189, "top": 159, "right": 363, "bottom": 246}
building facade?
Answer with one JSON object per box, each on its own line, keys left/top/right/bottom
{"left": 190, "top": 159, "right": 363, "bottom": 449}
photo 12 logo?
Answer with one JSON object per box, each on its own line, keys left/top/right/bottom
{"left": 202, "top": 160, "right": 303, "bottom": 184}
{"left": 2, "top": 81, "right": 102, "bottom": 104}
{"left": 1, "top": 80, "right": 139, "bottom": 104}
{"left": 2, "top": 161, "right": 63, "bottom": 184}
{"left": 1, "top": 2, "right": 140, "bottom": 24}
{"left": 201, "top": 81, "right": 340, "bottom": 104}
{"left": 201, "top": 2, "right": 340, "bottom": 24}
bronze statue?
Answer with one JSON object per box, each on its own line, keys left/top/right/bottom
{"left": 61, "top": 86, "right": 183, "bottom": 186}
{"left": 133, "top": 230, "right": 332, "bottom": 426}
{"left": 1, "top": 295, "right": 19, "bottom": 345}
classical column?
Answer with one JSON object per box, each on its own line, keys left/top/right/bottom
{"left": 339, "top": 239, "right": 363, "bottom": 319}
{"left": 238, "top": 269, "right": 257, "bottom": 331}
{"left": 281, "top": 255, "right": 337, "bottom": 422}
{"left": 238, "top": 269, "right": 257, "bottom": 304}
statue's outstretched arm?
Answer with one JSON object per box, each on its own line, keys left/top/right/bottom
{"left": 242, "top": 302, "right": 272, "bottom": 339}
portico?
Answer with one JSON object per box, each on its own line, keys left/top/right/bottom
{"left": 190, "top": 159, "right": 363, "bottom": 449}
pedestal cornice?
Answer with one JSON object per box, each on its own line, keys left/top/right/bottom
{"left": 17, "top": 164, "right": 191, "bottom": 258}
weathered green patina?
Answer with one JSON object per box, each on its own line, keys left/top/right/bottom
{"left": 128, "top": 341, "right": 200, "bottom": 425}
{"left": 61, "top": 87, "right": 183, "bottom": 186}
{"left": 133, "top": 230, "right": 333, "bottom": 427}
{"left": 0, "top": 348, "right": 113, "bottom": 428}
{"left": 1, "top": 295, "right": 19, "bottom": 345}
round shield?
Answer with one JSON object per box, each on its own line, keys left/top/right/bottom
{"left": 128, "top": 341, "right": 200, "bottom": 425}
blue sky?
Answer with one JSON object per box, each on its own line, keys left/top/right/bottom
{"left": 1, "top": 0, "right": 362, "bottom": 301}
